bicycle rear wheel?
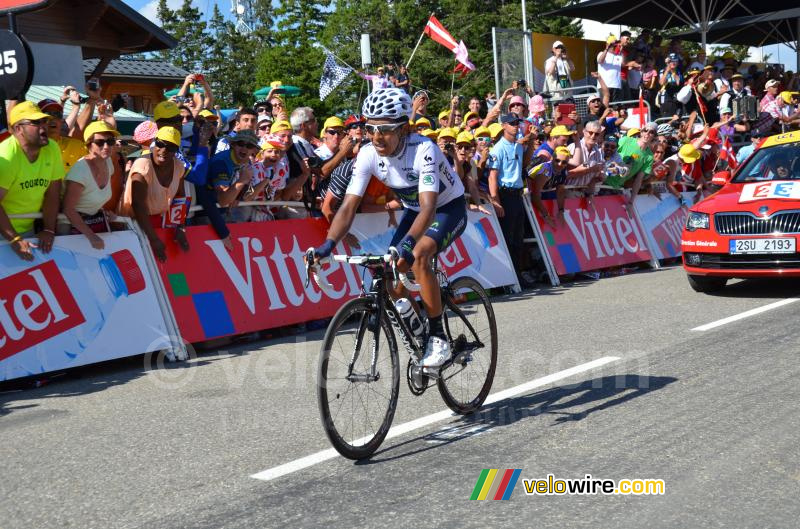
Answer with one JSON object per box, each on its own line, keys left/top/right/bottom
{"left": 317, "top": 297, "right": 400, "bottom": 460}
{"left": 437, "top": 276, "right": 497, "bottom": 414}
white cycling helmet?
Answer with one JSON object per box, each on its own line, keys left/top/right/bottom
{"left": 656, "top": 123, "right": 675, "bottom": 136}
{"left": 362, "top": 88, "right": 413, "bottom": 121}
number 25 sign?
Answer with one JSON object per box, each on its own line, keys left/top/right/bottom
{"left": 0, "top": 30, "right": 31, "bottom": 98}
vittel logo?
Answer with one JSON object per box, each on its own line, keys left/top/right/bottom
{"left": 0, "top": 261, "right": 85, "bottom": 361}
{"left": 562, "top": 207, "right": 648, "bottom": 260}
{"left": 206, "top": 236, "right": 363, "bottom": 314}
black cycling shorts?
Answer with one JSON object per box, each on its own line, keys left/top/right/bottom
{"left": 389, "top": 195, "right": 468, "bottom": 252}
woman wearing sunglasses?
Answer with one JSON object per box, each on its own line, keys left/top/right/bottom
{"left": 118, "top": 126, "right": 189, "bottom": 261}
{"left": 61, "top": 121, "right": 121, "bottom": 249}
{"left": 312, "top": 87, "right": 468, "bottom": 370}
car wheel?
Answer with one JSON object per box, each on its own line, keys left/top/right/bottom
{"left": 687, "top": 274, "right": 727, "bottom": 293}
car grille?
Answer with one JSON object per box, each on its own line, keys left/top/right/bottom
{"left": 687, "top": 252, "right": 800, "bottom": 270}
{"left": 715, "top": 211, "right": 800, "bottom": 235}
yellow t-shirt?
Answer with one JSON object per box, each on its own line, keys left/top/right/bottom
{"left": 56, "top": 135, "right": 88, "bottom": 173}
{"left": 0, "top": 136, "right": 66, "bottom": 233}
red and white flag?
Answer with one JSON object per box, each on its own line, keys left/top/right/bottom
{"left": 721, "top": 137, "right": 738, "bottom": 169}
{"left": 423, "top": 15, "right": 475, "bottom": 72}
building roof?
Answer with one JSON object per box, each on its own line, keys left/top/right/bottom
{"left": 83, "top": 58, "right": 189, "bottom": 81}
{"left": 0, "top": 0, "right": 177, "bottom": 58}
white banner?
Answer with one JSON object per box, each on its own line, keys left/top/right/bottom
{"left": 349, "top": 210, "right": 519, "bottom": 290}
{"left": 0, "top": 232, "right": 171, "bottom": 381}
{"left": 633, "top": 192, "right": 698, "bottom": 260}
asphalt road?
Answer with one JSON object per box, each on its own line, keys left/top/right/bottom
{"left": 2, "top": 266, "right": 800, "bottom": 529}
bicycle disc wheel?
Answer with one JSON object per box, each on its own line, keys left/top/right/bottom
{"left": 437, "top": 276, "right": 498, "bottom": 414}
{"left": 317, "top": 297, "right": 400, "bottom": 459}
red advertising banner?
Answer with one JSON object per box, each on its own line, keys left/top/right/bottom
{"left": 531, "top": 195, "right": 652, "bottom": 275}
{"left": 156, "top": 215, "right": 516, "bottom": 344}
{"left": 154, "top": 219, "right": 361, "bottom": 344}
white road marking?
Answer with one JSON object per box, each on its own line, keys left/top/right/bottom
{"left": 691, "top": 298, "right": 799, "bottom": 331}
{"left": 250, "top": 356, "right": 620, "bottom": 482}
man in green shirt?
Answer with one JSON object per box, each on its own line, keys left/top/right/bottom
{"left": 0, "top": 101, "right": 65, "bottom": 261}
{"left": 616, "top": 122, "right": 656, "bottom": 208}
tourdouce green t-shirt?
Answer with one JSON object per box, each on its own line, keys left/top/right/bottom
{"left": 0, "top": 136, "right": 65, "bottom": 233}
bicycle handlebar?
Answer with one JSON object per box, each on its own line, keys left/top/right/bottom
{"left": 304, "top": 246, "right": 422, "bottom": 294}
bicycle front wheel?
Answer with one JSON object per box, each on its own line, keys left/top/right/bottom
{"left": 438, "top": 276, "right": 498, "bottom": 414}
{"left": 317, "top": 297, "right": 400, "bottom": 460}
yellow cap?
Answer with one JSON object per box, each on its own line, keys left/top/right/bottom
{"left": 83, "top": 120, "right": 120, "bottom": 143}
{"left": 199, "top": 109, "right": 218, "bottom": 121}
{"left": 438, "top": 127, "right": 457, "bottom": 140}
{"left": 9, "top": 101, "right": 48, "bottom": 126}
{"left": 678, "top": 143, "right": 701, "bottom": 163}
{"left": 154, "top": 100, "right": 180, "bottom": 121}
{"left": 473, "top": 126, "right": 490, "bottom": 138}
{"left": 780, "top": 91, "right": 799, "bottom": 104}
{"left": 438, "top": 109, "right": 451, "bottom": 121}
{"left": 626, "top": 127, "right": 641, "bottom": 137}
{"left": 463, "top": 111, "right": 480, "bottom": 124}
{"left": 414, "top": 117, "right": 431, "bottom": 128}
{"left": 456, "top": 131, "right": 475, "bottom": 144}
{"left": 420, "top": 128, "right": 439, "bottom": 140}
{"left": 554, "top": 146, "right": 571, "bottom": 158}
{"left": 550, "top": 125, "right": 572, "bottom": 137}
{"left": 270, "top": 120, "right": 291, "bottom": 133}
{"left": 488, "top": 123, "right": 503, "bottom": 138}
{"left": 155, "top": 126, "right": 181, "bottom": 146}
{"left": 320, "top": 116, "right": 344, "bottom": 137}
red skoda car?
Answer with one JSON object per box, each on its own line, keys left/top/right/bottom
{"left": 682, "top": 131, "right": 800, "bottom": 292}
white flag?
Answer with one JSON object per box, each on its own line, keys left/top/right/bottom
{"left": 320, "top": 50, "right": 352, "bottom": 101}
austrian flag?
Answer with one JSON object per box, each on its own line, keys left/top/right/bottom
{"left": 423, "top": 15, "right": 475, "bottom": 72}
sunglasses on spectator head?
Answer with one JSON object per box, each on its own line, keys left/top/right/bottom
{"left": 154, "top": 139, "right": 179, "bottom": 153}
{"left": 91, "top": 138, "right": 116, "bottom": 147}
{"left": 365, "top": 122, "right": 404, "bottom": 135}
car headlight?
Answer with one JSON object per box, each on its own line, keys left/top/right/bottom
{"left": 686, "top": 212, "right": 709, "bottom": 231}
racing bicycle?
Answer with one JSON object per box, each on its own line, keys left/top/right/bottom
{"left": 305, "top": 247, "right": 498, "bottom": 460}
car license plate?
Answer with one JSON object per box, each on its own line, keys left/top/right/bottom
{"left": 729, "top": 238, "right": 796, "bottom": 254}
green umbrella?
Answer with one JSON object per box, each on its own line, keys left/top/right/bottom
{"left": 253, "top": 85, "right": 302, "bottom": 98}
{"left": 164, "top": 87, "right": 206, "bottom": 97}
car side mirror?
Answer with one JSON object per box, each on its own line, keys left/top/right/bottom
{"left": 711, "top": 170, "right": 731, "bottom": 186}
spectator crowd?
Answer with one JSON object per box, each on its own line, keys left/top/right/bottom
{"left": 2, "top": 32, "right": 800, "bottom": 289}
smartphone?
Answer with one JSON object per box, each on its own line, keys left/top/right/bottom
{"left": 87, "top": 79, "right": 99, "bottom": 91}
{"left": 195, "top": 74, "right": 204, "bottom": 81}
{"left": 557, "top": 103, "right": 576, "bottom": 126}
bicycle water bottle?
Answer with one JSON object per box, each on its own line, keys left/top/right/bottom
{"left": 394, "top": 298, "right": 424, "bottom": 343}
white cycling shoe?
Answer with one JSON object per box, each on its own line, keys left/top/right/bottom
{"left": 421, "top": 336, "right": 451, "bottom": 368}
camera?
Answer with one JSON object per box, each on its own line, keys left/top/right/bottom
{"left": 307, "top": 155, "right": 324, "bottom": 169}
{"left": 87, "top": 79, "right": 100, "bottom": 92}
{"left": 517, "top": 79, "right": 527, "bottom": 87}
{"left": 195, "top": 73, "right": 204, "bottom": 82}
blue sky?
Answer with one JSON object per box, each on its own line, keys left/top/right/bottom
{"left": 124, "top": 0, "right": 226, "bottom": 23}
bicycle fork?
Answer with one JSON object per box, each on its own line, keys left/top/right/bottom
{"left": 345, "top": 309, "right": 381, "bottom": 383}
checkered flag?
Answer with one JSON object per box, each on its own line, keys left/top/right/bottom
{"left": 319, "top": 49, "right": 352, "bottom": 101}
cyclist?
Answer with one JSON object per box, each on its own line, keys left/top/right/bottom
{"left": 312, "top": 87, "right": 467, "bottom": 370}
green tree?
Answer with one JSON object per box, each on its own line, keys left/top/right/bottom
{"left": 156, "top": 0, "right": 211, "bottom": 73}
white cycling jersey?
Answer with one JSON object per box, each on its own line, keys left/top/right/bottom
{"left": 346, "top": 133, "right": 464, "bottom": 211}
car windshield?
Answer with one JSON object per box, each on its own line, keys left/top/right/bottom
{"left": 732, "top": 144, "right": 800, "bottom": 183}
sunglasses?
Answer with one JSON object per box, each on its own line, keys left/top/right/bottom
{"left": 585, "top": 130, "right": 602, "bottom": 137}
{"left": 258, "top": 124, "right": 270, "bottom": 130}
{"left": 154, "top": 139, "right": 179, "bottom": 153}
{"left": 477, "top": 137, "right": 492, "bottom": 143}
{"left": 365, "top": 122, "right": 405, "bottom": 135}
{"left": 326, "top": 129, "right": 345, "bottom": 136}
{"left": 256, "top": 107, "right": 270, "bottom": 114}
{"left": 555, "top": 158, "right": 569, "bottom": 165}
{"left": 91, "top": 138, "right": 116, "bottom": 147}
{"left": 456, "top": 145, "right": 473, "bottom": 151}
{"left": 20, "top": 118, "right": 49, "bottom": 127}
{"left": 604, "top": 143, "right": 618, "bottom": 149}
{"left": 348, "top": 123, "right": 366, "bottom": 130}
